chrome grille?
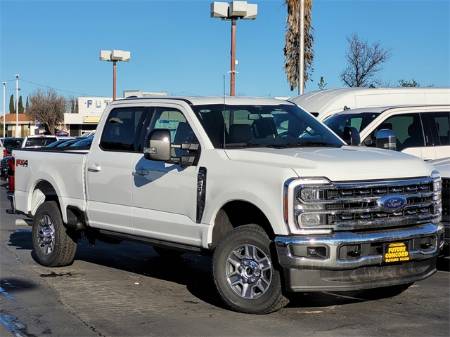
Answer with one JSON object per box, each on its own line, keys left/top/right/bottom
{"left": 295, "top": 177, "right": 440, "bottom": 231}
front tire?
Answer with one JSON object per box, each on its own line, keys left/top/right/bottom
{"left": 32, "top": 201, "right": 77, "bottom": 267}
{"left": 213, "top": 224, "right": 288, "bottom": 314}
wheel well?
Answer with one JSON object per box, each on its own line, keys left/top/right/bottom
{"left": 33, "top": 180, "right": 60, "bottom": 209}
{"left": 211, "top": 200, "right": 274, "bottom": 248}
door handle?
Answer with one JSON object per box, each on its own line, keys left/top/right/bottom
{"left": 88, "top": 164, "right": 102, "bottom": 172}
{"left": 132, "top": 169, "right": 151, "bottom": 177}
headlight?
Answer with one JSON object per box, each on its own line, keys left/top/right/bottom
{"left": 284, "top": 177, "right": 333, "bottom": 234}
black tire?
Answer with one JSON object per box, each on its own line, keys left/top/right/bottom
{"left": 32, "top": 201, "right": 77, "bottom": 267}
{"left": 359, "top": 283, "right": 413, "bottom": 300}
{"left": 213, "top": 224, "right": 288, "bottom": 314}
{"left": 153, "top": 246, "right": 183, "bottom": 259}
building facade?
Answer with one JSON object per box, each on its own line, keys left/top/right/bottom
{"left": 64, "top": 96, "right": 112, "bottom": 136}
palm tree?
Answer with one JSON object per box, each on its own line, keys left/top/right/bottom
{"left": 284, "top": 0, "right": 313, "bottom": 91}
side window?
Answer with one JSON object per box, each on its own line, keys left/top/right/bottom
{"left": 365, "top": 113, "right": 425, "bottom": 151}
{"left": 100, "top": 107, "right": 147, "bottom": 152}
{"left": 422, "top": 111, "right": 450, "bottom": 146}
{"left": 150, "top": 108, "right": 197, "bottom": 145}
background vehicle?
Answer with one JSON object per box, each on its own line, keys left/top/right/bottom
{"left": 12, "top": 97, "right": 443, "bottom": 314}
{"left": 324, "top": 105, "right": 450, "bottom": 160}
{"left": 21, "top": 135, "right": 59, "bottom": 148}
{"left": 431, "top": 158, "right": 450, "bottom": 253}
{"left": 1, "top": 137, "right": 23, "bottom": 158}
{"left": 290, "top": 88, "right": 450, "bottom": 120}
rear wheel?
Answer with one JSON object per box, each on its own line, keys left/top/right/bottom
{"left": 213, "top": 224, "right": 288, "bottom": 314}
{"left": 32, "top": 201, "right": 77, "bottom": 267}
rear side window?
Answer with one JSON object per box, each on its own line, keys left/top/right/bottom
{"left": 422, "top": 111, "right": 450, "bottom": 146}
{"left": 100, "top": 107, "right": 147, "bottom": 152}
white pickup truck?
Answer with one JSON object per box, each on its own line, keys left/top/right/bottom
{"left": 12, "top": 97, "right": 444, "bottom": 314}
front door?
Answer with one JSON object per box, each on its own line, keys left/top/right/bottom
{"left": 131, "top": 106, "right": 202, "bottom": 246}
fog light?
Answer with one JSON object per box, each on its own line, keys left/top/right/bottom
{"left": 307, "top": 246, "right": 327, "bottom": 259}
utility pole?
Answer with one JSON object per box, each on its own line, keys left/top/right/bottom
{"left": 2, "top": 82, "right": 6, "bottom": 138}
{"left": 298, "top": 0, "right": 305, "bottom": 95}
{"left": 15, "top": 74, "right": 19, "bottom": 137}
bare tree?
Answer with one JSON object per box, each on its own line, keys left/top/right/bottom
{"left": 341, "top": 34, "right": 390, "bottom": 87}
{"left": 284, "top": 0, "right": 314, "bottom": 91}
{"left": 28, "top": 89, "right": 65, "bottom": 134}
{"left": 398, "top": 79, "right": 419, "bottom": 87}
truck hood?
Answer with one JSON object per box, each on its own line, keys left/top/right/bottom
{"left": 224, "top": 146, "right": 433, "bottom": 181}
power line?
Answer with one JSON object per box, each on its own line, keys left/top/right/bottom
{"left": 20, "top": 78, "right": 99, "bottom": 97}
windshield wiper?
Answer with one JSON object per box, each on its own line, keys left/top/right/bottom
{"left": 296, "top": 141, "right": 341, "bottom": 147}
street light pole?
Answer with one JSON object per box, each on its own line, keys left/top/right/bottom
{"left": 15, "top": 74, "right": 19, "bottom": 137}
{"left": 211, "top": 1, "right": 257, "bottom": 97}
{"left": 298, "top": 0, "right": 305, "bottom": 95}
{"left": 2, "top": 82, "right": 6, "bottom": 138}
{"left": 112, "top": 61, "right": 117, "bottom": 101}
{"left": 230, "top": 18, "right": 237, "bottom": 96}
{"left": 100, "top": 50, "right": 131, "bottom": 101}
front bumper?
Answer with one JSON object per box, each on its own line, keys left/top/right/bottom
{"left": 275, "top": 223, "right": 442, "bottom": 291}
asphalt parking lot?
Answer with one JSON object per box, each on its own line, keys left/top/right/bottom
{"left": 0, "top": 183, "right": 449, "bottom": 337}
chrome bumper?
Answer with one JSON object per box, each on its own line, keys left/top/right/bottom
{"left": 275, "top": 223, "right": 442, "bottom": 291}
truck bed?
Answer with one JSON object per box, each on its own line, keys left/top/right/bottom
{"left": 13, "top": 148, "right": 88, "bottom": 218}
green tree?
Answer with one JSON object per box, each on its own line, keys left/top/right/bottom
{"left": 398, "top": 79, "right": 419, "bottom": 87}
{"left": 25, "top": 97, "right": 30, "bottom": 111}
{"left": 9, "top": 94, "right": 15, "bottom": 114}
{"left": 284, "top": 0, "right": 314, "bottom": 91}
{"left": 18, "top": 96, "right": 24, "bottom": 113}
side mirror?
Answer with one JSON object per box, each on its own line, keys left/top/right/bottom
{"left": 144, "top": 129, "right": 171, "bottom": 161}
{"left": 375, "top": 129, "right": 397, "bottom": 151}
{"left": 343, "top": 126, "right": 361, "bottom": 146}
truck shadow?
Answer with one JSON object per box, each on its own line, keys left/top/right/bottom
{"left": 8, "top": 230, "right": 448, "bottom": 311}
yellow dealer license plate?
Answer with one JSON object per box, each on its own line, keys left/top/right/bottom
{"left": 384, "top": 242, "right": 410, "bottom": 263}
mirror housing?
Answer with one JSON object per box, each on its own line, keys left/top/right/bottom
{"left": 144, "top": 129, "right": 171, "bottom": 161}
{"left": 343, "top": 126, "right": 361, "bottom": 146}
{"left": 375, "top": 129, "right": 397, "bottom": 151}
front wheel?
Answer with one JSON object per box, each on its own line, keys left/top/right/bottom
{"left": 32, "top": 201, "right": 77, "bottom": 267}
{"left": 213, "top": 225, "right": 288, "bottom": 314}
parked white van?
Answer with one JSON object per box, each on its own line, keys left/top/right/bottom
{"left": 291, "top": 88, "right": 450, "bottom": 120}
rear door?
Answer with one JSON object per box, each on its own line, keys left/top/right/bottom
{"left": 421, "top": 111, "right": 450, "bottom": 160}
{"left": 86, "top": 106, "right": 148, "bottom": 234}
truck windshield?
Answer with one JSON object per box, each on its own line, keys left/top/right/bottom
{"left": 192, "top": 104, "right": 343, "bottom": 149}
{"left": 324, "top": 112, "right": 380, "bottom": 139}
